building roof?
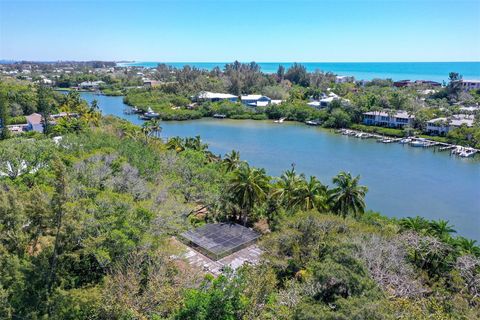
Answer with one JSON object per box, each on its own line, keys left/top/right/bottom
{"left": 79, "top": 80, "right": 105, "bottom": 86}
{"left": 428, "top": 114, "right": 474, "bottom": 127}
{"left": 459, "top": 106, "right": 480, "bottom": 112}
{"left": 241, "top": 94, "right": 262, "bottom": 100}
{"left": 179, "top": 223, "right": 260, "bottom": 260}
{"left": 363, "top": 110, "right": 414, "bottom": 119}
{"left": 307, "top": 101, "right": 322, "bottom": 107}
{"left": 320, "top": 96, "right": 336, "bottom": 103}
{"left": 197, "top": 91, "right": 237, "bottom": 99}
{"left": 26, "top": 113, "right": 42, "bottom": 125}
{"left": 462, "top": 79, "right": 480, "bottom": 84}
{"left": 247, "top": 101, "right": 270, "bottom": 107}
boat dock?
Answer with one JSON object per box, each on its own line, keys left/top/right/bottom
{"left": 337, "top": 129, "right": 479, "bottom": 158}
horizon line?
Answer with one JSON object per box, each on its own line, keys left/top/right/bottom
{"left": 2, "top": 60, "right": 480, "bottom": 64}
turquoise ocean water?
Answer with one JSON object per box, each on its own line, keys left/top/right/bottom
{"left": 120, "top": 62, "right": 480, "bottom": 82}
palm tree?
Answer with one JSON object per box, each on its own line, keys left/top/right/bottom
{"left": 454, "top": 237, "right": 480, "bottom": 256}
{"left": 185, "top": 136, "right": 207, "bottom": 152}
{"left": 146, "top": 119, "right": 162, "bottom": 139}
{"left": 399, "top": 216, "right": 429, "bottom": 233}
{"left": 141, "top": 122, "right": 153, "bottom": 144}
{"left": 289, "top": 176, "right": 328, "bottom": 212}
{"left": 166, "top": 136, "right": 185, "bottom": 152}
{"left": 227, "top": 163, "right": 270, "bottom": 225}
{"left": 428, "top": 219, "right": 456, "bottom": 238}
{"left": 121, "top": 123, "right": 141, "bottom": 141}
{"left": 223, "top": 150, "right": 243, "bottom": 172}
{"left": 329, "top": 171, "right": 368, "bottom": 219}
{"left": 271, "top": 166, "right": 303, "bottom": 210}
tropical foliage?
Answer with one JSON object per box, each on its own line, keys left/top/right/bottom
{"left": 0, "top": 85, "right": 478, "bottom": 318}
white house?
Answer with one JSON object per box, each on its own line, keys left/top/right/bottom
{"left": 79, "top": 80, "right": 105, "bottom": 88}
{"left": 240, "top": 95, "right": 271, "bottom": 107}
{"left": 426, "top": 114, "right": 475, "bottom": 135}
{"left": 195, "top": 91, "right": 238, "bottom": 103}
{"left": 461, "top": 80, "right": 480, "bottom": 91}
{"left": 308, "top": 92, "right": 341, "bottom": 109}
{"left": 335, "top": 76, "right": 353, "bottom": 84}
{"left": 363, "top": 110, "right": 414, "bottom": 128}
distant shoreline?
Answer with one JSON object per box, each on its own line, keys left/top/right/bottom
{"left": 117, "top": 61, "right": 480, "bottom": 82}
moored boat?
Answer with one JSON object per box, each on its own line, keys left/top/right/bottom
{"left": 399, "top": 138, "right": 412, "bottom": 144}
{"left": 143, "top": 107, "right": 160, "bottom": 119}
{"left": 410, "top": 138, "right": 428, "bottom": 147}
{"left": 305, "top": 120, "right": 321, "bottom": 126}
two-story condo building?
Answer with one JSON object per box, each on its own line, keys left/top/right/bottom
{"left": 363, "top": 110, "right": 414, "bottom": 128}
{"left": 240, "top": 95, "right": 272, "bottom": 107}
{"left": 426, "top": 114, "right": 474, "bottom": 135}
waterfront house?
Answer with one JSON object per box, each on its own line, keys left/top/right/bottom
{"left": 194, "top": 91, "right": 238, "bottom": 103}
{"left": 26, "top": 113, "right": 44, "bottom": 132}
{"left": 426, "top": 114, "right": 474, "bottom": 135}
{"left": 363, "top": 110, "right": 414, "bottom": 128}
{"left": 240, "top": 95, "right": 272, "bottom": 107}
{"left": 461, "top": 80, "right": 480, "bottom": 91}
{"left": 308, "top": 92, "right": 341, "bottom": 109}
{"left": 79, "top": 80, "right": 105, "bottom": 89}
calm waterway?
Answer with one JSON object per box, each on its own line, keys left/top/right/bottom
{"left": 80, "top": 92, "right": 480, "bottom": 240}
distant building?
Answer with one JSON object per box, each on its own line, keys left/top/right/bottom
{"left": 393, "top": 80, "right": 411, "bottom": 87}
{"left": 307, "top": 93, "right": 341, "bottom": 109}
{"left": 459, "top": 105, "right": 480, "bottom": 113}
{"left": 363, "top": 110, "right": 414, "bottom": 128}
{"left": 240, "top": 95, "right": 271, "bottom": 107}
{"left": 461, "top": 80, "right": 480, "bottom": 91}
{"left": 143, "top": 79, "right": 162, "bottom": 88}
{"left": 79, "top": 80, "right": 105, "bottom": 88}
{"left": 26, "top": 113, "right": 44, "bottom": 132}
{"left": 335, "top": 75, "right": 353, "bottom": 84}
{"left": 414, "top": 80, "right": 442, "bottom": 87}
{"left": 426, "top": 114, "right": 475, "bottom": 135}
{"left": 195, "top": 91, "right": 238, "bottom": 103}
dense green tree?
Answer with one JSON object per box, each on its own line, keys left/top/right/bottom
{"left": 285, "top": 63, "right": 309, "bottom": 87}
{"left": 0, "top": 92, "right": 9, "bottom": 140}
{"left": 36, "top": 84, "right": 53, "bottom": 134}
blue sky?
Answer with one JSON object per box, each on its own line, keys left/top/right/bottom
{"left": 1, "top": 0, "right": 479, "bottom": 62}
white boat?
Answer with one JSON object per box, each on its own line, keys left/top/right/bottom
{"left": 454, "top": 147, "right": 477, "bottom": 158}
{"left": 459, "top": 150, "right": 476, "bottom": 158}
{"left": 143, "top": 107, "right": 160, "bottom": 119}
{"left": 274, "top": 117, "right": 286, "bottom": 123}
{"left": 213, "top": 113, "right": 227, "bottom": 119}
{"left": 305, "top": 120, "right": 320, "bottom": 126}
{"left": 410, "top": 139, "right": 428, "bottom": 147}
{"left": 399, "top": 138, "right": 412, "bottom": 144}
